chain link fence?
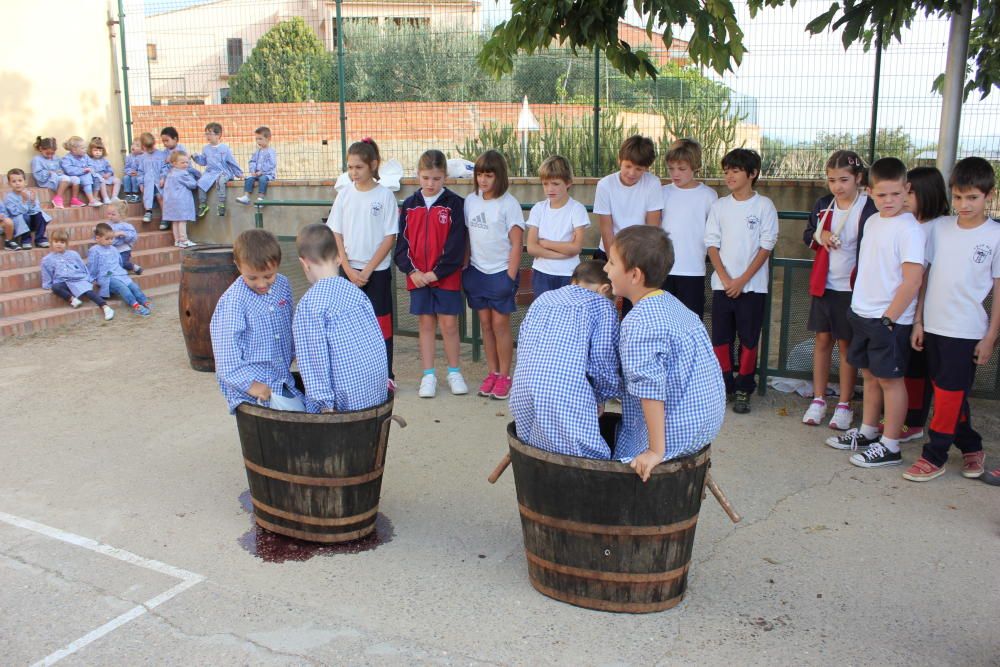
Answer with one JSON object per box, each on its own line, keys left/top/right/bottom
{"left": 127, "top": 0, "right": 1000, "bottom": 180}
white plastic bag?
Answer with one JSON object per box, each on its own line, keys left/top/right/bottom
{"left": 447, "top": 158, "right": 474, "bottom": 179}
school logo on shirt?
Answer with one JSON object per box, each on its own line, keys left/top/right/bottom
{"left": 973, "top": 244, "right": 991, "bottom": 264}
{"left": 371, "top": 201, "right": 383, "bottom": 216}
{"left": 746, "top": 214, "right": 760, "bottom": 230}
{"left": 437, "top": 209, "right": 450, "bottom": 225}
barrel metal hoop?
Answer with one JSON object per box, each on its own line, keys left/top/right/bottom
{"left": 244, "top": 458, "right": 383, "bottom": 487}
{"left": 254, "top": 516, "right": 375, "bottom": 543}
{"left": 525, "top": 550, "right": 690, "bottom": 584}
{"left": 517, "top": 503, "right": 699, "bottom": 536}
{"left": 237, "top": 397, "right": 394, "bottom": 423}
{"left": 507, "top": 431, "right": 710, "bottom": 475}
{"left": 250, "top": 497, "right": 378, "bottom": 527}
{"left": 528, "top": 579, "right": 684, "bottom": 613}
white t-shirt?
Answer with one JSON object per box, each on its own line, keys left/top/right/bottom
{"left": 327, "top": 182, "right": 398, "bottom": 271}
{"left": 813, "top": 194, "right": 870, "bottom": 291}
{"left": 704, "top": 193, "right": 779, "bottom": 293}
{"left": 423, "top": 190, "right": 442, "bottom": 209}
{"left": 924, "top": 216, "right": 1000, "bottom": 339}
{"left": 527, "top": 197, "right": 590, "bottom": 276}
{"left": 661, "top": 182, "right": 718, "bottom": 276}
{"left": 850, "top": 212, "right": 924, "bottom": 324}
{"left": 465, "top": 191, "right": 525, "bottom": 274}
{"left": 593, "top": 171, "right": 663, "bottom": 251}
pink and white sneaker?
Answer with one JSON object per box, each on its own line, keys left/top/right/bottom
{"left": 478, "top": 373, "right": 499, "bottom": 397}
{"left": 69, "top": 198, "right": 85, "bottom": 207}
{"left": 52, "top": 195, "right": 65, "bottom": 209}
{"left": 491, "top": 375, "right": 512, "bottom": 400}
{"left": 801, "top": 398, "right": 826, "bottom": 425}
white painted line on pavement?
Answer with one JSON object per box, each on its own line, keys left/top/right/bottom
{"left": 0, "top": 510, "right": 205, "bottom": 666}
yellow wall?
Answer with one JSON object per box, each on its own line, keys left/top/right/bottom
{"left": 1, "top": 1, "right": 125, "bottom": 174}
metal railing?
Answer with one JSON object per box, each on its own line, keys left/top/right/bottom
{"left": 254, "top": 200, "right": 1000, "bottom": 400}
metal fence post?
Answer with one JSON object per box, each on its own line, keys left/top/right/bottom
{"left": 116, "top": 0, "right": 133, "bottom": 146}
{"left": 254, "top": 203, "right": 264, "bottom": 229}
{"left": 867, "top": 22, "right": 884, "bottom": 165}
{"left": 593, "top": 48, "right": 600, "bottom": 177}
{"left": 335, "top": 0, "right": 348, "bottom": 172}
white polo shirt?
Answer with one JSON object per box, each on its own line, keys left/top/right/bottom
{"left": 593, "top": 171, "right": 663, "bottom": 251}
{"left": 327, "top": 182, "right": 399, "bottom": 271}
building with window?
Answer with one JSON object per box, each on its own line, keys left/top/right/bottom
{"left": 139, "top": 0, "right": 481, "bottom": 105}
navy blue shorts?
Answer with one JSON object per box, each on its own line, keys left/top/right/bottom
{"left": 846, "top": 310, "right": 912, "bottom": 379}
{"left": 531, "top": 270, "right": 572, "bottom": 300}
{"left": 463, "top": 266, "right": 518, "bottom": 314}
{"left": 409, "top": 286, "right": 464, "bottom": 316}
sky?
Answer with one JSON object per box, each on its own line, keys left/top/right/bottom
{"left": 138, "top": 0, "right": 998, "bottom": 149}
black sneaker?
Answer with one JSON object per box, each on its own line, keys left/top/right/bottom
{"left": 982, "top": 466, "right": 1000, "bottom": 486}
{"left": 3, "top": 240, "right": 20, "bottom": 251}
{"left": 197, "top": 202, "right": 209, "bottom": 219}
{"left": 849, "top": 441, "right": 902, "bottom": 468}
{"left": 732, "top": 390, "right": 751, "bottom": 414}
{"left": 133, "top": 264, "right": 143, "bottom": 276}
{"left": 143, "top": 210, "right": 153, "bottom": 223}
{"left": 159, "top": 222, "right": 169, "bottom": 231}
{"left": 825, "top": 428, "right": 880, "bottom": 451}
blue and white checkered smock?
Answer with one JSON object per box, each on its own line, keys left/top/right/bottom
{"left": 510, "top": 285, "right": 622, "bottom": 459}
{"left": 292, "top": 276, "right": 388, "bottom": 413}
{"left": 209, "top": 274, "right": 304, "bottom": 413}
{"left": 615, "top": 291, "right": 726, "bottom": 462}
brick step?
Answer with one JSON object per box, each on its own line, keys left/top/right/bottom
{"left": 40, "top": 203, "right": 149, "bottom": 223}
{"left": 0, "top": 231, "right": 174, "bottom": 271}
{"left": 40, "top": 216, "right": 165, "bottom": 241}
{"left": 0, "top": 246, "right": 181, "bottom": 294}
{"left": 0, "top": 283, "right": 180, "bottom": 337}
{"left": 0, "top": 265, "right": 181, "bottom": 318}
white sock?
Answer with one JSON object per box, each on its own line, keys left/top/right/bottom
{"left": 859, "top": 424, "right": 879, "bottom": 439}
{"left": 880, "top": 437, "right": 900, "bottom": 453}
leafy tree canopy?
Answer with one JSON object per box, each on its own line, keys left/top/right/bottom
{"left": 229, "top": 17, "right": 334, "bottom": 103}
{"left": 479, "top": 0, "right": 998, "bottom": 97}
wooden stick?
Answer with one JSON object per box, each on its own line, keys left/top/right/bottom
{"left": 488, "top": 453, "right": 511, "bottom": 484}
{"left": 706, "top": 473, "right": 741, "bottom": 523}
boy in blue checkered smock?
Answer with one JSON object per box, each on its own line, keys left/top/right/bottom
{"left": 292, "top": 224, "right": 389, "bottom": 413}
{"left": 604, "top": 225, "right": 726, "bottom": 481}
{"left": 210, "top": 229, "right": 306, "bottom": 413}
{"left": 509, "top": 260, "right": 622, "bottom": 459}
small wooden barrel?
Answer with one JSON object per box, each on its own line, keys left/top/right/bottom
{"left": 236, "top": 394, "right": 395, "bottom": 543}
{"left": 507, "top": 420, "right": 710, "bottom": 613}
{"left": 178, "top": 245, "right": 241, "bottom": 372}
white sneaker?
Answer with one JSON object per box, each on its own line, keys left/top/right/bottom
{"left": 109, "top": 196, "right": 121, "bottom": 203}
{"left": 828, "top": 403, "right": 854, "bottom": 430}
{"left": 69, "top": 296, "right": 82, "bottom": 308}
{"left": 89, "top": 200, "right": 103, "bottom": 207}
{"left": 102, "top": 197, "right": 112, "bottom": 204}
{"left": 182, "top": 239, "right": 198, "bottom": 247}
{"left": 802, "top": 398, "right": 826, "bottom": 425}
{"left": 447, "top": 371, "right": 469, "bottom": 395}
{"left": 418, "top": 374, "right": 437, "bottom": 398}
{"left": 102, "top": 305, "right": 115, "bottom": 321}
{"left": 236, "top": 194, "right": 251, "bottom": 205}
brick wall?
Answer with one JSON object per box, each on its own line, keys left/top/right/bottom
{"left": 131, "top": 101, "right": 603, "bottom": 178}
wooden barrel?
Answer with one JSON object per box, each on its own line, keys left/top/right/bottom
{"left": 507, "top": 419, "right": 710, "bottom": 613}
{"left": 235, "top": 394, "right": 396, "bottom": 543}
{"left": 178, "top": 245, "right": 240, "bottom": 372}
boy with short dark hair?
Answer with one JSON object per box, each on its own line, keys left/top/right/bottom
{"left": 509, "top": 260, "right": 622, "bottom": 459}
{"left": 237, "top": 126, "right": 277, "bottom": 205}
{"left": 525, "top": 155, "right": 589, "bottom": 299}
{"left": 87, "top": 222, "right": 151, "bottom": 317}
{"left": 210, "top": 229, "right": 305, "bottom": 413}
{"left": 292, "top": 224, "right": 388, "bottom": 413}
{"left": 704, "top": 148, "right": 778, "bottom": 414}
{"left": 660, "top": 138, "right": 718, "bottom": 318}
{"left": 193, "top": 122, "right": 243, "bottom": 218}
{"left": 826, "top": 158, "right": 925, "bottom": 468}
{"left": 904, "top": 157, "right": 1000, "bottom": 482}
{"left": 605, "top": 225, "right": 726, "bottom": 481}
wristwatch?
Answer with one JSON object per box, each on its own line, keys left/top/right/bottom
{"left": 880, "top": 315, "right": 894, "bottom": 329}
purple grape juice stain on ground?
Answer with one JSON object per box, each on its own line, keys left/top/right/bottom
{"left": 237, "top": 490, "right": 394, "bottom": 563}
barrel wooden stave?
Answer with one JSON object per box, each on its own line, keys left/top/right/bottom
{"left": 236, "top": 397, "right": 393, "bottom": 543}
{"left": 178, "top": 245, "right": 241, "bottom": 372}
{"left": 507, "top": 421, "right": 710, "bottom": 613}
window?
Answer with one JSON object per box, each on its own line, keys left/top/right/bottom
{"left": 389, "top": 17, "right": 429, "bottom": 28}
{"left": 147, "top": 43, "right": 157, "bottom": 62}
{"left": 226, "top": 38, "right": 243, "bottom": 76}
{"left": 219, "top": 88, "right": 231, "bottom": 104}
